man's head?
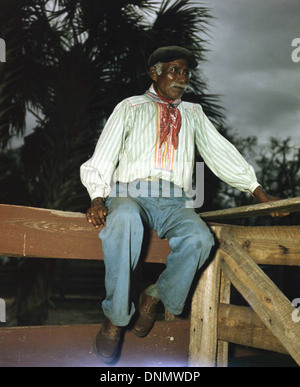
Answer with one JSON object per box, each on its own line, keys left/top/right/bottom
{"left": 148, "top": 46, "right": 197, "bottom": 100}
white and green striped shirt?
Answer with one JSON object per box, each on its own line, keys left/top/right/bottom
{"left": 80, "top": 85, "right": 260, "bottom": 200}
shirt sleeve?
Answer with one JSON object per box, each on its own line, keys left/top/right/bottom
{"left": 194, "top": 104, "right": 260, "bottom": 193}
{"left": 80, "top": 99, "right": 130, "bottom": 199}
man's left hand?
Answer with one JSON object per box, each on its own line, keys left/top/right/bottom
{"left": 252, "top": 186, "right": 290, "bottom": 217}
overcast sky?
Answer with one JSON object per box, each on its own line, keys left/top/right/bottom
{"left": 11, "top": 0, "right": 300, "bottom": 149}
{"left": 201, "top": 0, "right": 300, "bottom": 146}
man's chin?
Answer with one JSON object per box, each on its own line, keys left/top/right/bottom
{"left": 171, "top": 87, "right": 185, "bottom": 98}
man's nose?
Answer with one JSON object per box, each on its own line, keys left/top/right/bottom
{"left": 177, "top": 71, "right": 189, "bottom": 83}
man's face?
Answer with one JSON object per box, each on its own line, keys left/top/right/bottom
{"left": 150, "top": 59, "right": 190, "bottom": 100}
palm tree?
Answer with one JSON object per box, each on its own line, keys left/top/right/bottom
{"left": 1, "top": 0, "right": 226, "bottom": 325}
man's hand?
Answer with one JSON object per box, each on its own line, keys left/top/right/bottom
{"left": 252, "top": 186, "right": 289, "bottom": 217}
{"left": 86, "top": 197, "right": 108, "bottom": 228}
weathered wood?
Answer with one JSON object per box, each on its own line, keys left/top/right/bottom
{"left": 0, "top": 320, "right": 190, "bottom": 367}
{"left": 2, "top": 201, "right": 300, "bottom": 367}
{"left": 219, "top": 230, "right": 300, "bottom": 366}
{"left": 216, "top": 271, "right": 231, "bottom": 367}
{"left": 1, "top": 205, "right": 299, "bottom": 266}
{"left": 0, "top": 204, "right": 170, "bottom": 263}
{"left": 218, "top": 270, "right": 231, "bottom": 304}
{"left": 189, "top": 252, "right": 221, "bottom": 367}
{"left": 218, "top": 303, "right": 288, "bottom": 355}
{"left": 164, "top": 310, "right": 177, "bottom": 321}
{"left": 211, "top": 224, "right": 300, "bottom": 266}
{"left": 200, "top": 196, "right": 300, "bottom": 220}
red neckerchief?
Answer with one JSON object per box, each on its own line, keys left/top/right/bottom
{"left": 145, "top": 86, "right": 182, "bottom": 149}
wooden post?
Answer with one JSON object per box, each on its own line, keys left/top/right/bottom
{"left": 219, "top": 229, "right": 300, "bottom": 366}
{"left": 216, "top": 270, "right": 231, "bottom": 367}
{"left": 189, "top": 252, "right": 221, "bottom": 367}
{"left": 165, "top": 310, "right": 177, "bottom": 321}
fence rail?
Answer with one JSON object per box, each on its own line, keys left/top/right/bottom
{"left": 0, "top": 198, "right": 300, "bottom": 367}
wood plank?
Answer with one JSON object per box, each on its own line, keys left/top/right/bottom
{"left": 189, "top": 252, "right": 221, "bottom": 367}
{"left": 200, "top": 196, "right": 300, "bottom": 220}
{"left": 218, "top": 304, "right": 288, "bottom": 355}
{"left": 216, "top": 271, "right": 231, "bottom": 367}
{"left": 0, "top": 204, "right": 170, "bottom": 263}
{"left": 219, "top": 230, "right": 300, "bottom": 366}
{"left": 164, "top": 310, "right": 177, "bottom": 321}
{"left": 211, "top": 224, "right": 300, "bottom": 266}
{"left": 1, "top": 204, "right": 299, "bottom": 266}
{"left": 0, "top": 320, "right": 190, "bottom": 367}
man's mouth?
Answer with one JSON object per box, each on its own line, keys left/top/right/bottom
{"left": 170, "top": 82, "right": 187, "bottom": 91}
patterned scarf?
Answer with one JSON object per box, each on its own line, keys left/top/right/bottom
{"left": 145, "top": 86, "right": 182, "bottom": 150}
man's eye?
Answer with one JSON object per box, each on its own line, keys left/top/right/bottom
{"left": 171, "top": 67, "right": 180, "bottom": 74}
{"left": 169, "top": 66, "right": 191, "bottom": 78}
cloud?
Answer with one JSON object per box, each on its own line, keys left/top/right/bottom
{"left": 201, "top": 0, "right": 300, "bottom": 145}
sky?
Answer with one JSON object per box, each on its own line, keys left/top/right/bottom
{"left": 201, "top": 0, "right": 300, "bottom": 146}
{"left": 10, "top": 0, "right": 300, "bottom": 149}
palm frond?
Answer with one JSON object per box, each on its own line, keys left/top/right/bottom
{"left": 2, "top": 0, "right": 226, "bottom": 212}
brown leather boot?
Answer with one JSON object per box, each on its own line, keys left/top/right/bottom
{"left": 132, "top": 289, "right": 160, "bottom": 337}
{"left": 94, "top": 317, "right": 122, "bottom": 363}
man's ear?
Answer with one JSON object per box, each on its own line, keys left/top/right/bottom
{"left": 149, "top": 66, "right": 158, "bottom": 82}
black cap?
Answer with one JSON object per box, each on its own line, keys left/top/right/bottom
{"left": 148, "top": 46, "right": 198, "bottom": 69}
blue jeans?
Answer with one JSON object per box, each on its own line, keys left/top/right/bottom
{"left": 99, "top": 181, "right": 215, "bottom": 326}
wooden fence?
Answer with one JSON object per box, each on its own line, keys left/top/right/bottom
{"left": 0, "top": 197, "right": 300, "bottom": 366}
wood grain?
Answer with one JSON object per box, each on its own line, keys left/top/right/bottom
{"left": 219, "top": 230, "right": 300, "bottom": 366}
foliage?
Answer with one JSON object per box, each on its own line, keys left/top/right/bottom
{"left": 216, "top": 134, "right": 300, "bottom": 226}
{"left": 0, "top": 0, "right": 226, "bottom": 325}
{"left": 256, "top": 138, "right": 300, "bottom": 199}
{"left": 1, "top": 0, "right": 225, "bottom": 212}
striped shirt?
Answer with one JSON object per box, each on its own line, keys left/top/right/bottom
{"left": 80, "top": 85, "right": 260, "bottom": 200}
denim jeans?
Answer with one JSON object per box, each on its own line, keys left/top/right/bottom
{"left": 99, "top": 180, "right": 215, "bottom": 326}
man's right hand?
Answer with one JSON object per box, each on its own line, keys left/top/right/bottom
{"left": 86, "top": 197, "right": 108, "bottom": 229}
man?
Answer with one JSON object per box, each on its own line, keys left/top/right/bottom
{"left": 80, "top": 46, "right": 279, "bottom": 363}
